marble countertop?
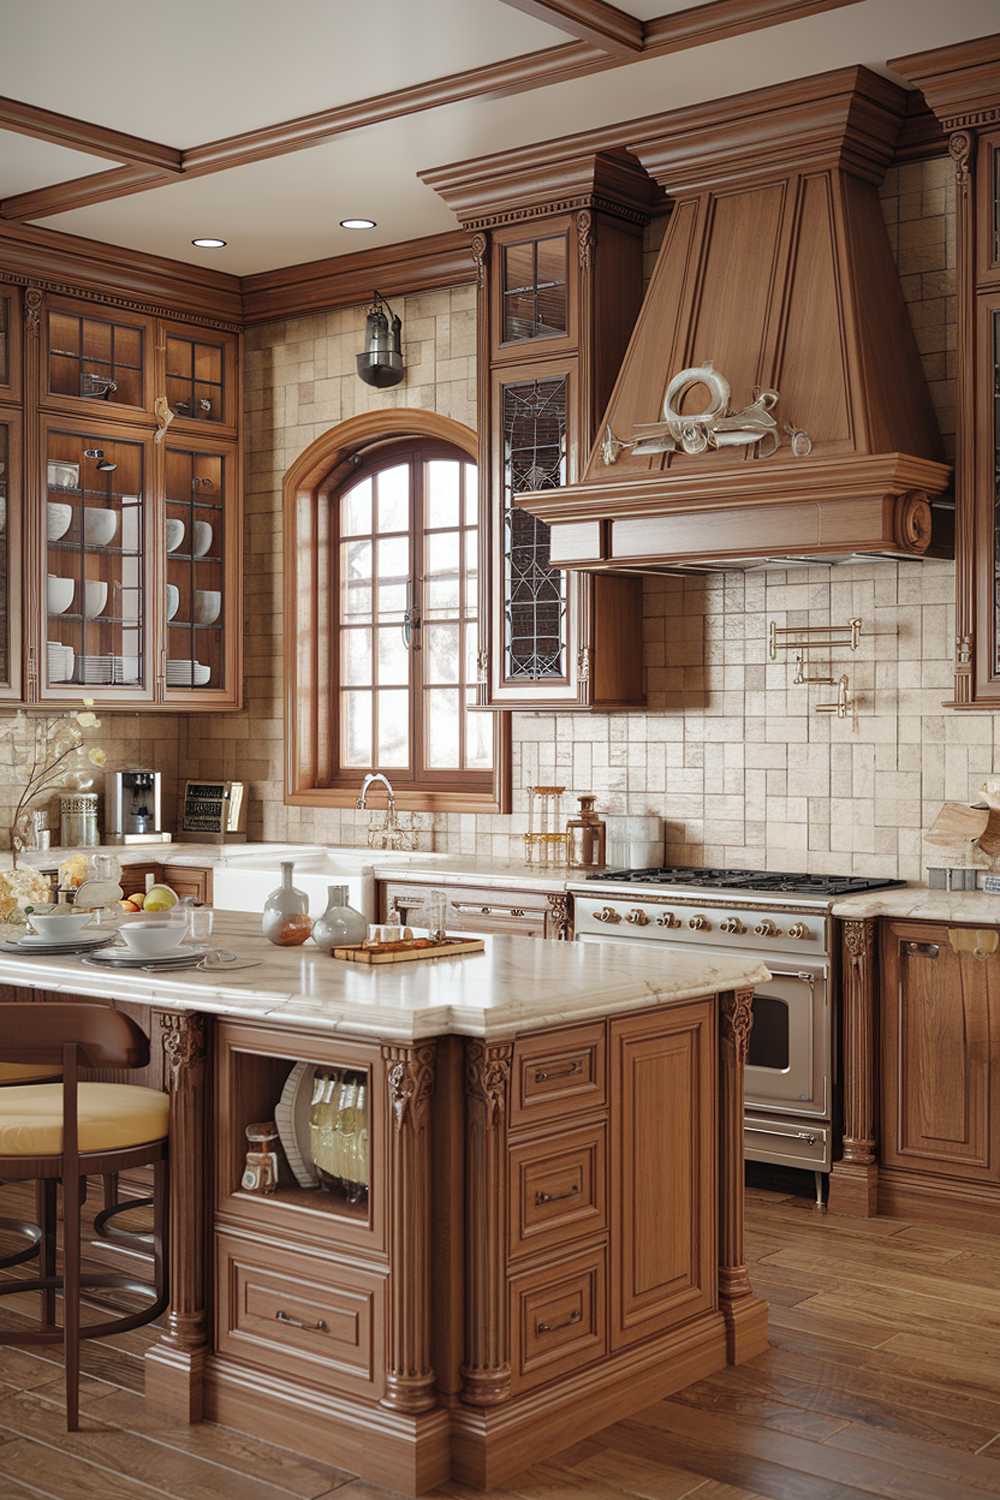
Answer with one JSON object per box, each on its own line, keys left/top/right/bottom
{"left": 0, "top": 913, "right": 769, "bottom": 1042}
{"left": 373, "top": 854, "right": 572, "bottom": 893}
{"left": 833, "top": 886, "right": 1000, "bottom": 924}
{"left": 10, "top": 842, "right": 324, "bottom": 873}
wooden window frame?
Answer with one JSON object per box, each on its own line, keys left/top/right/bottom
{"left": 283, "top": 409, "right": 510, "bottom": 815}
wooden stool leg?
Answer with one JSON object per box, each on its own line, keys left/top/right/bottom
{"left": 40, "top": 1179, "right": 57, "bottom": 1330}
{"left": 62, "top": 1044, "right": 81, "bottom": 1432}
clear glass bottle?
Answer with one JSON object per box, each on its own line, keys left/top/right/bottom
{"left": 310, "top": 884, "right": 367, "bottom": 952}
{"left": 261, "top": 860, "right": 313, "bottom": 946}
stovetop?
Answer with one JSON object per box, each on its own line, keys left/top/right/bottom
{"left": 586, "top": 866, "right": 906, "bottom": 898}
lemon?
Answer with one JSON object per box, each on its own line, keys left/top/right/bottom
{"left": 144, "top": 884, "right": 178, "bottom": 911}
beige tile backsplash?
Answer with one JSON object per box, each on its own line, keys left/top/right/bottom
{"left": 1, "top": 157, "right": 978, "bottom": 882}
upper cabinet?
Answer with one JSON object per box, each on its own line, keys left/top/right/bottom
{"left": 0, "top": 282, "right": 243, "bottom": 710}
{"left": 892, "top": 41, "right": 1000, "bottom": 708}
{"left": 421, "top": 150, "right": 658, "bottom": 710}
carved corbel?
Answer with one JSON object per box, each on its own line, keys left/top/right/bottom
{"left": 461, "top": 1039, "right": 513, "bottom": 1407}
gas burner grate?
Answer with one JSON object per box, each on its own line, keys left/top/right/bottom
{"left": 587, "top": 866, "right": 906, "bottom": 898}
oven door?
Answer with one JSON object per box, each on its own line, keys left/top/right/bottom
{"left": 576, "top": 933, "right": 829, "bottom": 1119}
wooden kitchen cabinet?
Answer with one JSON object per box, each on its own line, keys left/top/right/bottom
{"left": 0, "top": 406, "right": 22, "bottom": 700}
{"left": 880, "top": 921, "right": 1000, "bottom": 1184}
{"left": 119, "top": 862, "right": 213, "bottom": 903}
{"left": 0, "top": 282, "right": 22, "bottom": 404}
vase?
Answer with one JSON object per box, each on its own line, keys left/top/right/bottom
{"left": 310, "top": 884, "right": 367, "bottom": 952}
{"left": 262, "top": 861, "right": 313, "bottom": 946}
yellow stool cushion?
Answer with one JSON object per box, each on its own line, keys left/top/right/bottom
{"left": 0, "top": 1063, "right": 62, "bottom": 1085}
{"left": 0, "top": 1083, "right": 169, "bottom": 1157}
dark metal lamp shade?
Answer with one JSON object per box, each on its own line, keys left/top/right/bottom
{"left": 356, "top": 291, "right": 405, "bottom": 388}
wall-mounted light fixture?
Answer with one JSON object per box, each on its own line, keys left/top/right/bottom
{"left": 356, "top": 291, "right": 404, "bottom": 389}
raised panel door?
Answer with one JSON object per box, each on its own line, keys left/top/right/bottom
{"left": 610, "top": 1001, "right": 715, "bottom": 1350}
{"left": 881, "top": 922, "right": 1000, "bottom": 1181}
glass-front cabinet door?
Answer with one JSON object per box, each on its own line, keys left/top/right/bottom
{"left": 41, "top": 419, "right": 153, "bottom": 701}
{"left": 488, "top": 358, "right": 585, "bottom": 706}
{"left": 159, "top": 320, "right": 239, "bottom": 439}
{"left": 0, "top": 284, "right": 21, "bottom": 404}
{"left": 162, "top": 437, "right": 240, "bottom": 705}
{"left": 41, "top": 296, "right": 152, "bottom": 422}
{"left": 490, "top": 218, "right": 576, "bottom": 361}
{"left": 0, "top": 410, "right": 22, "bottom": 700}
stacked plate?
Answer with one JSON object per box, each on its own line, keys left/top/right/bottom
{"left": 47, "top": 641, "right": 75, "bottom": 682}
{"left": 0, "top": 929, "right": 114, "bottom": 956}
{"left": 167, "top": 659, "right": 211, "bottom": 686}
{"left": 73, "top": 655, "right": 140, "bottom": 685}
{"left": 84, "top": 944, "right": 208, "bottom": 969}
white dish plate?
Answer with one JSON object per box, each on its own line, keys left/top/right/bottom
{"left": 86, "top": 944, "right": 209, "bottom": 968}
{"left": 16, "top": 929, "right": 108, "bottom": 948}
{"left": 276, "top": 1061, "right": 320, "bottom": 1190}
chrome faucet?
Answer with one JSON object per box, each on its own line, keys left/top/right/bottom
{"left": 356, "top": 771, "right": 396, "bottom": 811}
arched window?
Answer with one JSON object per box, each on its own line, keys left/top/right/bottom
{"left": 284, "top": 412, "right": 508, "bottom": 813}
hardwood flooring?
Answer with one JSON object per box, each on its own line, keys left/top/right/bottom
{"left": 4, "top": 1182, "right": 1000, "bottom": 1498}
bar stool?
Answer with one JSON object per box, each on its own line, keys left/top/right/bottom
{"left": 0, "top": 1004, "right": 170, "bottom": 1429}
{"left": 0, "top": 1062, "right": 63, "bottom": 1272}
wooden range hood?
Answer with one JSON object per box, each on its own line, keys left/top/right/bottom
{"left": 517, "top": 66, "right": 952, "bottom": 574}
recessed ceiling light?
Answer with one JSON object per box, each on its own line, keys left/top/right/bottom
{"left": 191, "top": 237, "right": 227, "bottom": 248}
{"left": 340, "top": 218, "right": 376, "bottom": 230}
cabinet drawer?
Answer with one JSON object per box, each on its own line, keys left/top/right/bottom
{"left": 510, "top": 1246, "right": 606, "bottom": 1394}
{"left": 511, "top": 1023, "right": 606, "bottom": 1127}
{"left": 216, "top": 1234, "right": 384, "bottom": 1400}
{"left": 162, "top": 864, "right": 213, "bottom": 904}
{"left": 509, "top": 1123, "right": 607, "bottom": 1259}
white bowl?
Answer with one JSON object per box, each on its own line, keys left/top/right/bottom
{"left": 166, "top": 583, "right": 180, "bottom": 620}
{"left": 166, "top": 519, "right": 185, "bottom": 553}
{"left": 193, "top": 589, "right": 221, "bottom": 625}
{"left": 47, "top": 502, "right": 72, "bottom": 541}
{"left": 192, "top": 520, "right": 213, "bottom": 557}
{"left": 119, "top": 920, "right": 186, "bottom": 957}
{"left": 83, "top": 580, "right": 108, "bottom": 619}
{"left": 47, "top": 460, "right": 80, "bottom": 491}
{"left": 47, "top": 575, "right": 75, "bottom": 615}
{"left": 28, "top": 909, "right": 95, "bottom": 941}
{"left": 84, "top": 508, "right": 117, "bottom": 547}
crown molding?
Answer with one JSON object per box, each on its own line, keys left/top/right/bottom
{"left": 495, "top": 0, "right": 644, "bottom": 55}
{"left": 889, "top": 33, "right": 1000, "bottom": 131}
{"left": 240, "top": 230, "right": 477, "bottom": 324}
{"left": 420, "top": 146, "right": 660, "bottom": 231}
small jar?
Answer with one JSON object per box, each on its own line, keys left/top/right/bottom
{"left": 311, "top": 884, "right": 368, "bottom": 953}
{"left": 566, "top": 794, "right": 607, "bottom": 870}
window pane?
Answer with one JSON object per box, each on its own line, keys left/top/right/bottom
{"left": 424, "top": 531, "right": 460, "bottom": 618}
{"left": 377, "top": 464, "right": 408, "bottom": 533}
{"left": 340, "top": 539, "right": 372, "bottom": 621}
{"left": 342, "top": 477, "right": 372, "bottom": 536}
{"left": 341, "top": 628, "right": 371, "bottom": 686}
{"left": 464, "top": 463, "right": 478, "bottom": 527}
{"left": 464, "top": 529, "right": 478, "bottom": 615}
{"left": 424, "top": 623, "right": 460, "bottom": 684}
{"left": 378, "top": 689, "right": 409, "bottom": 765}
{"left": 341, "top": 689, "right": 372, "bottom": 767}
{"left": 426, "top": 460, "right": 460, "bottom": 529}
{"left": 426, "top": 688, "right": 460, "bottom": 768}
{"left": 465, "top": 626, "right": 478, "bottom": 683}
{"left": 466, "top": 690, "right": 493, "bottom": 770}
{"left": 376, "top": 535, "right": 409, "bottom": 619}
{"left": 378, "top": 624, "right": 409, "bottom": 686}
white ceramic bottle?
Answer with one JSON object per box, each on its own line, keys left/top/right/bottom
{"left": 310, "top": 884, "right": 367, "bottom": 952}
{"left": 261, "top": 861, "right": 313, "bottom": 946}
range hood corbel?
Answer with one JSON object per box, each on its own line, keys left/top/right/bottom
{"left": 516, "top": 65, "right": 952, "bottom": 572}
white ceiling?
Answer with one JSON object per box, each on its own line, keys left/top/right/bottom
{"left": 0, "top": 131, "right": 110, "bottom": 198}
{"left": 2, "top": 0, "right": 998, "bottom": 276}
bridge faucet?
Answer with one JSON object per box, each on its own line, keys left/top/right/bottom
{"left": 356, "top": 772, "right": 396, "bottom": 811}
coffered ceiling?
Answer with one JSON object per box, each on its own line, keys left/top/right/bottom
{"left": 0, "top": 0, "right": 997, "bottom": 276}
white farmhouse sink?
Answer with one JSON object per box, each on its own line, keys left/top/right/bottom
{"left": 212, "top": 846, "right": 447, "bottom": 922}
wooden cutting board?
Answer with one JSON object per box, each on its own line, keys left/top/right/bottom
{"left": 332, "top": 937, "right": 486, "bottom": 964}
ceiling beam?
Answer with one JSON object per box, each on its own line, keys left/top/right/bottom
{"left": 494, "top": 0, "right": 644, "bottom": 55}
{"left": 0, "top": 96, "right": 181, "bottom": 172}
{"left": 0, "top": 0, "right": 862, "bottom": 224}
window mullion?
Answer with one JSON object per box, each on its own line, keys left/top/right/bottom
{"left": 412, "top": 453, "right": 424, "bottom": 783}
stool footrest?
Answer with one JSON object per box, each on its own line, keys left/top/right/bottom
{"left": 0, "top": 1217, "right": 41, "bottom": 1271}
{"left": 94, "top": 1195, "right": 154, "bottom": 1251}
{"left": 0, "top": 1270, "right": 167, "bottom": 1342}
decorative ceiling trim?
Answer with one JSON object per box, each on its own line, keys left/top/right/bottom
{"left": 0, "top": 0, "right": 863, "bottom": 223}
{"left": 494, "top": 0, "right": 644, "bottom": 55}
{"left": 0, "top": 96, "right": 182, "bottom": 172}
{"left": 889, "top": 33, "right": 1000, "bottom": 131}
{"left": 420, "top": 144, "right": 659, "bottom": 230}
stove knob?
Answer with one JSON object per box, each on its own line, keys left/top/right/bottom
{"left": 595, "top": 906, "right": 621, "bottom": 924}
{"left": 720, "top": 916, "right": 746, "bottom": 935}
{"left": 754, "top": 919, "right": 783, "bottom": 938}
{"left": 788, "top": 922, "right": 809, "bottom": 940}
{"left": 688, "top": 914, "right": 711, "bottom": 931}
{"left": 656, "top": 911, "right": 681, "bottom": 929}
{"left": 626, "top": 908, "right": 649, "bottom": 926}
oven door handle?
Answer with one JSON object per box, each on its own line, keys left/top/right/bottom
{"left": 764, "top": 969, "right": 818, "bottom": 984}
{"left": 744, "top": 1123, "right": 820, "bottom": 1145}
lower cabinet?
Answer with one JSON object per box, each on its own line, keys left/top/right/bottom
{"left": 119, "top": 861, "right": 213, "bottom": 903}
{"left": 509, "top": 1244, "right": 607, "bottom": 1394}
{"left": 881, "top": 921, "right": 1000, "bottom": 1184}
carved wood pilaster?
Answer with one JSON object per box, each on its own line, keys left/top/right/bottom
{"left": 950, "top": 125, "right": 977, "bottom": 705}
{"left": 840, "top": 918, "right": 878, "bottom": 1165}
{"left": 545, "top": 891, "right": 572, "bottom": 941}
{"left": 381, "top": 1041, "right": 437, "bottom": 1414}
{"left": 145, "top": 1011, "right": 209, "bottom": 1421}
{"left": 461, "top": 1039, "right": 512, "bottom": 1407}
{"left": 718, "top": 988, "right": 767, "bottom": 1362}
{"left": 473, "top": 227, "right": 492, "bottom": 707}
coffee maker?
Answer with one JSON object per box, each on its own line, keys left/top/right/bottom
{"left": 104, "top": 769, "right": 171, "bottom": 845}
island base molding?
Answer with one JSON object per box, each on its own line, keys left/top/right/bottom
{"left": 831, "top": 1164, "right": 1000, "bottom": 1232}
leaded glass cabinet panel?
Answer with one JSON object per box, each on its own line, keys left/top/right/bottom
{"left": 502, "top": 375, "right": 568, "bottom": 682}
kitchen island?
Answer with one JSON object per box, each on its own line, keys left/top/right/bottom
{"left": 0, "top": 915, "right": 769, "bottom": 1493}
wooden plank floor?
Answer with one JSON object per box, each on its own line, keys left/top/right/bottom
{"left": 4, "top": 1182, "right": 1000, "bottom": 1498}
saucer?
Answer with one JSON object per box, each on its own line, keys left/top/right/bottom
{"left": 17, "top": 929, "right": 108, "bottom": 948}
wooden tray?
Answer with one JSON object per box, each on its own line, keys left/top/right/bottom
{"left": 332, "top": 936, "right": 485, "bottom": 965}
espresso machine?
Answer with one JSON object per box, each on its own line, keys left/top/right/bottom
{"left": 104, "top": 769, "right": 171, "bottom": 845}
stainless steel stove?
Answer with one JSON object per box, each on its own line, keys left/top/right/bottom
{"left": 570, "top": 866, "right": 904, "bottom": 1201}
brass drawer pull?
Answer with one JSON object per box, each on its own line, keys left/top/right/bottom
{"left": 537, "top": 1308, "right": 582, "bottom": 1335}
{"left": 535, "top": 1184, "right": 580, "bottom": 1205}
{"left": 534, "top": 1060, "right": 582, "bottom": 1083}
{"left": 275, "top": 1310, "right": 328, "bottom": 1333}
